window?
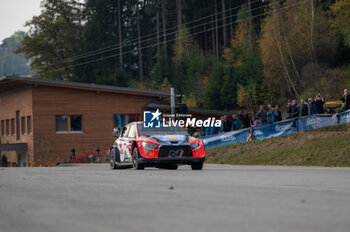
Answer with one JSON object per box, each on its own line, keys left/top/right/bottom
{"left": 56, "top": 115, "right": 82, "bottom": 133}
{"left": 56, "top": 115, "right": 68, "bottom": 132}
{"left": 21, "top": 117, "right": 26, "bottom": 134}
{"left": 114, "top": 114, "right": 126, "bottom": 127}
{"left": 27, "top": 116, "right": 32, "bottom": 134}
{"left": 128, "top": 125, "right": 136, "bottom": 138}
{"left": 6, "top": 119, "right": 9, "bottom": 135}
{"left": 1, "top": 120, "right": 4, "bottom": 136}
{"left": 70, "top": 115, "right": 82, "bottom": 131}
{"left": 16, "top": 111, "right": 20, "bottom": 141}
{"left": 121, "top": 126, "right": 130, "bottom": 137}
{"left": 11, "top": 118, "right": 15, "bottom": 135}
{"left": 128, "top": 114, "right": 139, "bottom": 123}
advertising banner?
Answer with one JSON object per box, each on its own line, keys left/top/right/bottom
{"left": 252, "top": 119, "right": 295, "bottom": 140}
{"left": 338, "top": 110, "right": 350, "bottom": 125}
{"left": 202, "top": 110, "right": 350, "bottom": 149}
{"left": 296, "top": 114, "right": 336, "bottom": 132}
{"left": 202, "top": 128, "right": 249, "bottom": 148}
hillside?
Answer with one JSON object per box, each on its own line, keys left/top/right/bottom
{"left": 205, "top": 124, "right": 350, "bottom": 167}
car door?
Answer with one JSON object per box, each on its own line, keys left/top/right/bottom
{"left": 116, "top": 126, "right": 128, "bottom": 163}
{"left": 123, "top": 124, "right": 137, "bottom": 163}
{"left": 127, "top": 124, "right": 137, "bottom": 156}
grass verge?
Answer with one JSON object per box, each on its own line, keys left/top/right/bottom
{"left": 205, "top": 124, "right": 350, "bottom": 167}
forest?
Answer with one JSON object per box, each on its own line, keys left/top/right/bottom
{"left": 14, "top": 0, "right": 350, "bottom": 111}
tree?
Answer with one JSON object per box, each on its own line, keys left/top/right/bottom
{"left": 136, "top": 0, "right": 144, "bottom": 81}
{"left": 205, "top": 64, "right": 225, "bottom": 109}
{"left": 331, "top": 0, "right": 350, "bottom": 47}
{"left": 0, "top": 31, "right": 30, "bottom": 76}
{"left": 16, "top": 0, "right": 84, "bottom": 80}
{"left": 161, "top": 0, "right": 168, "bottom": 57}
{"left": 259, "top": 0, "right": 336, "bottom": 99}
{"left": 117, "top": 0, "right": 123, "bottom": 68}
{"left": 222, "top": 0, "right": 227, "bottom": 47}
{"left": 206, "top": 4, "right": 263, "bottom": 110}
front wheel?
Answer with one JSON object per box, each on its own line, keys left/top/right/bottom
{"left": 191, "top": 162, "right": 203, "bottom": 170}
{"left": 132, "top": 148, "right": 144, "bottom": 170}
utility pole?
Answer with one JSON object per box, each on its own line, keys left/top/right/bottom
{"left": 170, "top": 88, "right": 176, "bottom": 121}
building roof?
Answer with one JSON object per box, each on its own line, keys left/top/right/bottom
{"left": 0, "top": 76, "right": 170, "bottom": 98}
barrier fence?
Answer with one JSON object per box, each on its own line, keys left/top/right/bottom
{"left": 202, "top": 109, "right": 350, "bottom": 149}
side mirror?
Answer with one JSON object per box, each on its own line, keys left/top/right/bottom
{"left": 112, "top": 127, "right": 121, "bottom": 139}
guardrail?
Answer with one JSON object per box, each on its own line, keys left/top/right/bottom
{"left": 202, "top": 109, "right": 350, "bottom": 148}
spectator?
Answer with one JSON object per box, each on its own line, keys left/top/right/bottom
{"left": 308, "top": 98, "right": 317, "bottom": 115}
{"left": 248, "top": 112, "right": 253, "bottom": 124}
{"left": 286, "top": 100, "right": 292, "bottom": 119}
{"left": 232, "top": 115, "right": 241, "bottom": 130}
{"left": 274, "top": 105, "right": 282, "bottom": 122}
{"left": 252, "top": 116, "right": 258, "bottom": 127}
{"left": 244, "top": 112, "right": 251, "bottom": 128}
{"left": 300, "top": 99, "right": 309, "bottom": 117}
{"left": 314, "top": 94, "right": 325, "bottom": 114}
{"left": 239, "top": 111, "right": 251, "bottom": 128}
{"left": 291, "top": 99, "right": 300, "bottom": 118}
{"left": 267, "top": 104, "right": 273, "bottom": 112}
{"left": 213, "top": 124, "right": 221, "bottom": 135}
{"left": 341, "top": 89, "right": 350, "bottom": 110}
{"left": 221, "top": 115, "right": 232, "bottom": 132}
{"left": 267, "top": 105, "right": 275, "bottom": 124}
{"left": 255, "top": 105, "right": 267, "bottom": 124}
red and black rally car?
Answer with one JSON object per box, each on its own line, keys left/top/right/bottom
{"left": 109, "top": 122, "right": 205, "bottom": 170}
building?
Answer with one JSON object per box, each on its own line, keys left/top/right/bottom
{"left": 0, "top": 76, "right": 170, "bottom": 166}
{"left": 0, "top": 76, "right": 228, "bottom": 167}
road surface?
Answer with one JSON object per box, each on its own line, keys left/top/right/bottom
{"left": 1, "top": 164, "right": 350, "bottom": 232}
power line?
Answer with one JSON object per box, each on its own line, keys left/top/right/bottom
{"left": 36, "top": 0, "right": 306, "bottom": 76}
{"left": 54, "top": 0, "right": 264, "bottom": 65}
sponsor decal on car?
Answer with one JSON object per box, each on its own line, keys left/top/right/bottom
{"left": 165, "top": 136, "right": 178, "bottom": 140}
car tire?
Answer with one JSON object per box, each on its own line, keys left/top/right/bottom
{"left": 132, "top": 147, "right": 144, "bottom": 170}
{"left": 191, "top": 162, "right": 203, "bottom": 170}
{"left": 110, "top": 149, "right": 118, "bottom": 170}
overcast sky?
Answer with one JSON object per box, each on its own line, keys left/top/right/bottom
{"left": 0, "top": 0, "right": 42, "bottom": 42}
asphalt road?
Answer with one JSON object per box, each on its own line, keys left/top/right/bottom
{"left": 1, "top": 164, "right": 350, "bottom": 232}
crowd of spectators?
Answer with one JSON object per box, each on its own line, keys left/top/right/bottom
{"left": 219, "top": 103, "right": 283, "bottom": 133}
{"left": 199, "top": 89, "right": 350, "bottom": 136}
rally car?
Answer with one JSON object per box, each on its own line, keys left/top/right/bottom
{"left": 109, "top": 122, "right": 205, "bottom": 170}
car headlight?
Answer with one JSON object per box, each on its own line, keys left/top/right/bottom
{"left": 142, "top": 141, "right": 160, "bottom": 150}
{"left": 190, "top": 141, "right": 200, "bottom": 149}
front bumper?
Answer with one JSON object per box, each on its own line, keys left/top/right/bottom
{"left": 138, "top": 157, "right": 205, "bottom": 166}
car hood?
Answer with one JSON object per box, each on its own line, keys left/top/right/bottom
{"left": 143, "top": 134, "right": 190, "bottom": 145}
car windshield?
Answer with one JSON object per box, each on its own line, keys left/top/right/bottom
{"left": 137, "top": 124, "right": 188, "bottom": 137}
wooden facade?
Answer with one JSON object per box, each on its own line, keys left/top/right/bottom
{"left": 0, "top": 76, "right": 168, "bottom": 166}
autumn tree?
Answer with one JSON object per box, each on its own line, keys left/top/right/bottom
{"left": 330, "top": 0, "right": 350, "bottom": 47}
{"left": 260, "top": 0, "right": 336, "bottom": 99}
{"left": 16, "top": 0, "right": 84, "bottom": 80}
